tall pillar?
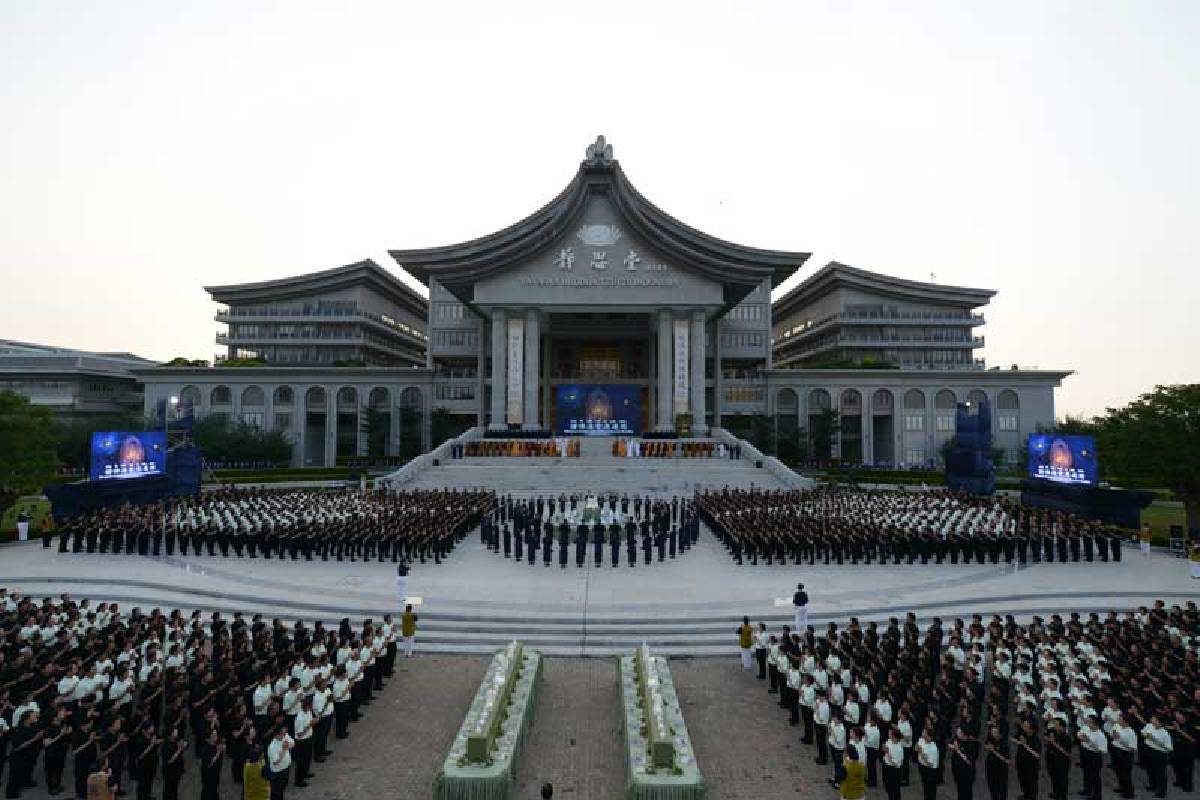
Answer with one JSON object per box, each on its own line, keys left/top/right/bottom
{"left": 489, "top": 308, "right": 507, "bottom": 431}
{"left": 523, "top": 308, "right": 541, "bottom": 430}
{"left": 541, "top": 332, "right": 552, "bottom": 432}
{"left": 861, "top": 386, "right": 872, "bottom": 465}
{"left": 325, "top": 385, "right": 336, "bottom": 468}
{"left": 656, "top": 309, "right": 673, "bottom": 431}
{"left": 711, "top": 320, "right": 723, "bottom": 430}
{"left": 689, "top": 310, "right": 707, "bottom": 435}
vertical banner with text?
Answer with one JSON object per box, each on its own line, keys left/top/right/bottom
{"left": 506, "top": 318, "right": 524, "bottom": 425}
{"left": 673, "top": 319, "right": 689, "bottom": 416}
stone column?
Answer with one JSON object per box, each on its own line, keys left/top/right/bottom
{"left": 861, "top": 387, "right": 872, "bottom": 465}
{"left": 523, "top": 308, "right": 541, "bottom": 430}
{"left": 325, "top": 385, "right": 337, "bottom": 468}
{"left": 711, "top": 320, "right": 723, "bottom": 429}
{"left": 656, "top": 309, "right": 673, "bottom": 431}
{"left": 489, "top": 308, "right": 507, "bottom": 431}
{"left": 689, "top": 309, "right": 707, "bottom": 435}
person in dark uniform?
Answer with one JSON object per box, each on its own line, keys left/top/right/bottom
{"left": 626, "top": 523, "right": 637, "bottom": 568}
{"left": 641, "top": 531, "right": 653, "bottom": 566}
{"left": 558, "top": 522, "right": 569, "bottom": 568}
{"left": 513, "top": 521, "right": 523, "bottom": 561}
{"left": 609, "top": 524, "right": 620, "bottom": 567}
{"left": 592, "top": 523, "right": 604, "bottom": 568}
{"left": 502, "top": 524, "right": 512, "bottom": 558}
{"left": 542, "top": 523, "right": 554, "bottom": 567}
{"left": 575, "top": 524, "right": 587, "bottom": 568}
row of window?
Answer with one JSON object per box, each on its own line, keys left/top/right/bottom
{"left": 433, "top": 330, "right": 480, "bottom": 348}
{"left": 723, "top": 387, "right": 765, "bottom": 403}
{"left": 187, "top": 385, "right": 423, "bottom": 410}
{"left": 434, "top": 385, "right": 476, "bottom": 401}
{"left": 725, "top": 305, "right": 765, "bottom": 322}
{"left": 434, "top": 303, "right": 467, "bottom": 320}
{"left": 721, "top": 333, "right": 765, "bottom": 349}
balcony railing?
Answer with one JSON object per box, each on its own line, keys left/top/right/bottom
{"left": 776, "top": 310, "right": 985, "bottom": 343}
{"left": 216, "top": 307, "right": 428, "bottom": 342}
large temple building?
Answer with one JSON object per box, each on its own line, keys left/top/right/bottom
{"left": 138, "top": 136, "right": 1070, "bottom": 468}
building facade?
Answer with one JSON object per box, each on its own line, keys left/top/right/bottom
{"left": 208, "top": 260, "right": 428, "bottom": 368}
{"left": 0, "top": 340, "right": 154, "bottom": 419}
{"left": 138, "top": 136, "right": 1070, "bottom": 468}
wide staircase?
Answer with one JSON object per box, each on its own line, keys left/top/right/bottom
{"left": 402, "top": 437, "right": 792, "bottom": 496}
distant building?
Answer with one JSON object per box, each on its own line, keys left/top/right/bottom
{"left": 136, "top": 136, "right": 1071, "bottom": 468}
{"left": 0, "top": 340, "right": 154, "bottom": 419}
{"left": 208, "top": 259, "right": 428, "bottom": 368}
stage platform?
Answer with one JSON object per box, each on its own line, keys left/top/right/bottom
{"left": 2, "top": 529, "right": 1195, "bottom": 657}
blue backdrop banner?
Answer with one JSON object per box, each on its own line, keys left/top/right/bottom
{"left": 555, "top": 384, "right": 641, "bottom": 436}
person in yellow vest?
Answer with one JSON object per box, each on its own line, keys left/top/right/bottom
{"left": 1190, "top": 543, "right": 1200, "bottom": 579}
{"left": 401, "top": 604, "right": 418, "bottom": 657}
{"left": 840, "top": 747, "right": 866, "bottom": 800}
{"left": 242, "top": 747, "right": 270, "bottom": 800}
{"left": 1139, "top": 524, "right": 1153, "bottom": 556}
{"left": 736, "top": 616, "right": 754, "bottom": 671}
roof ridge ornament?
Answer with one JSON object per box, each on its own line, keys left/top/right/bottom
{"left": 584, "top": 134, "right": 614, "bottom": 165}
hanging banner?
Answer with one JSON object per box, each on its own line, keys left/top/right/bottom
{"left": 506, "top": 318, "right": 524, "bottom": 424}
{"left": 673, "top": 319, "right": 689, "bottom": 416}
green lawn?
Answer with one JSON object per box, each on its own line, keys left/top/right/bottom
{"left": 1142, "top": 501, "right": 1187, "bottom": 544}
{"left": 1, "top": 496, "right": 52, "bottom": 537}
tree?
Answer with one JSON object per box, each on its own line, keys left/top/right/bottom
{"left": 431, "top": 406, "right": 471, "bottom": 449}
{"left": 1092, "top": 384, "right": 1200, "bottom": 534}
{"left": 54, "top": 412, "right": 146, "bottom": 469}
{"left": 192, "top": 415, "right": 292, "bottom": 465}
{"left": 0, "top": 390, "right": 60, "bottom": 514}
{"left": 397, "top": 405, "right": 423, "bottom": 460}
{"left": 360, "top": 407, "right": 390, "bottom": 458}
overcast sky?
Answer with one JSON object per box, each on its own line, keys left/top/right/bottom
{"left": 1, "top": 1, "right": 1196, "bottom": 418}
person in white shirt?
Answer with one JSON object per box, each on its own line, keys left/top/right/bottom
{"left": 267, "top": 724, "right": 295, "bottom": 798}
{"left": 799, "top": 675, "right": 817, "bottom": 745}
{"left": 332, "top": 667, "right": 353, "bottom": 740}
{"left": 882, "top": 728, "right": 906, "bottom": 800}
{"left": 827, "top": 712, "right": 848, "bottom": 788}
{"left": 915, "top": 731, "right": 939, "bottom": 800}
{"left": 863, "top": 714, "right": 882, "bottom": 788}
{"left": 1110, "top": 713, "right": 1137, "bottom": 799}
{"left": 753, "top": 624, "right": 769, "bottom": 680}
{"left": 312, "top": 678, "right": 334, "bottom": 761}
{"left": 252, "top": 675, "right": 273, "bottom": 738}
{"left": 56, "top": 664, "right": 80, "bottom": 708}
{"left": 896, "top": 710, "right": 914, "bottom": 787}
{"left": 292, "top": 696, "right": 315, "bottom": 787}
{"left": 813, "top": 690, "right": 832, "bottom": 765}
{"left": 1142, "top": 714, "right": 1173, "bottom": 798}
{"left": 1077, "top": 715, "right": 1107, "bottom": 800}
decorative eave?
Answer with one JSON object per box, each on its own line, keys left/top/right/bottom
{"left": 766, "top": 368, "right": 1073, "bottom": 385}
{"left": 205, "top": 259, "right": 428, "bottom": 319}
{"left": 131, "top": 365, "right": 434, "bottom": 381}
{"left": 389, "top": 136, "right": 810, "bottom": 306}
{"left": 773, "top": 261, "right": 997, "bottom": 321}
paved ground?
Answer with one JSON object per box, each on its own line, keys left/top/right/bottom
{"left": 512, "top": 658, "right": 625, "bottom": 799}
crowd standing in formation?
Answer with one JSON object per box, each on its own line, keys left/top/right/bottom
{"left": 0, "top": 586, "right": 410, "bottom": 800}
{"left": 49, "top": 488, "right": 494, "bottom": 565}
{"left": 700, "top": 487, "right": 1129, "bottom": 567}
{"left": 481, "top": 494, "right": 699, "bottom": 568}
{"left": 742, "top": 600, "right": 1197, "bottom": 800}
{"left": 457, "top": 439, "right": 579, "bottom": 458}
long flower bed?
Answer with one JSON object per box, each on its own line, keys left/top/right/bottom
{"left": 433, "top": 642, "right": 543, "bottom": 800}
{"left": 618, "top": 646, "right": 705, "bottom": 800}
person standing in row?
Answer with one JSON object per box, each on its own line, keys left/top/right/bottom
{"left": 736, "top": 617, "right": 754, "bottom": 671}
{"left": 401, "top": 604, "right": 418, "bottom": 658}
{"left": 793, "top": 583, "right": 808, "bottom": 633}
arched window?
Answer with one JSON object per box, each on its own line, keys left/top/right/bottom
{"left": 179, "top": 385, "right": 201, "bottom": 410}
{"left": 935, "top": 389, "right": 957, "bottom": 409}
{"left": 368, "top": 387, "right": 390, "bottom": 409}
{"left": 996, "top": 389, "right": 1020, "bottom": 432}
{"left": 211, "top": 386, "right": 231, "bottom": 406}
{"left": 400, "top": 387, "right": 423, "bottom": 409}
{"left": 903, "top": 389, "right": 926, "bottom": 410}
{"left": 967, "top": 389, "right": 988, "bottom": 412}
{"left": 997, "top": 389, "right": 1019, "bottom": 410}
{"left": 273, "top": 386, "right": 294, "bottom": 406}
{"left": 337, "top": 387, "right": 357, "bottom": 408}
{"left": 305, "top": 387, "right": 326, "bottom": 409}
{"left": 840, "top": 388, "right": 862, "bottom": 412}
{"left": 776, "top": 388, "right": 799, "bottom": 412}
{"left": 871, "top": 389, "right": 893, "bottom": 412}
{"left": 808, "top": 388, "right": 831, "bottom": 411}
{"left": 241, "top": 386, "right": 264, "bottom": 407}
